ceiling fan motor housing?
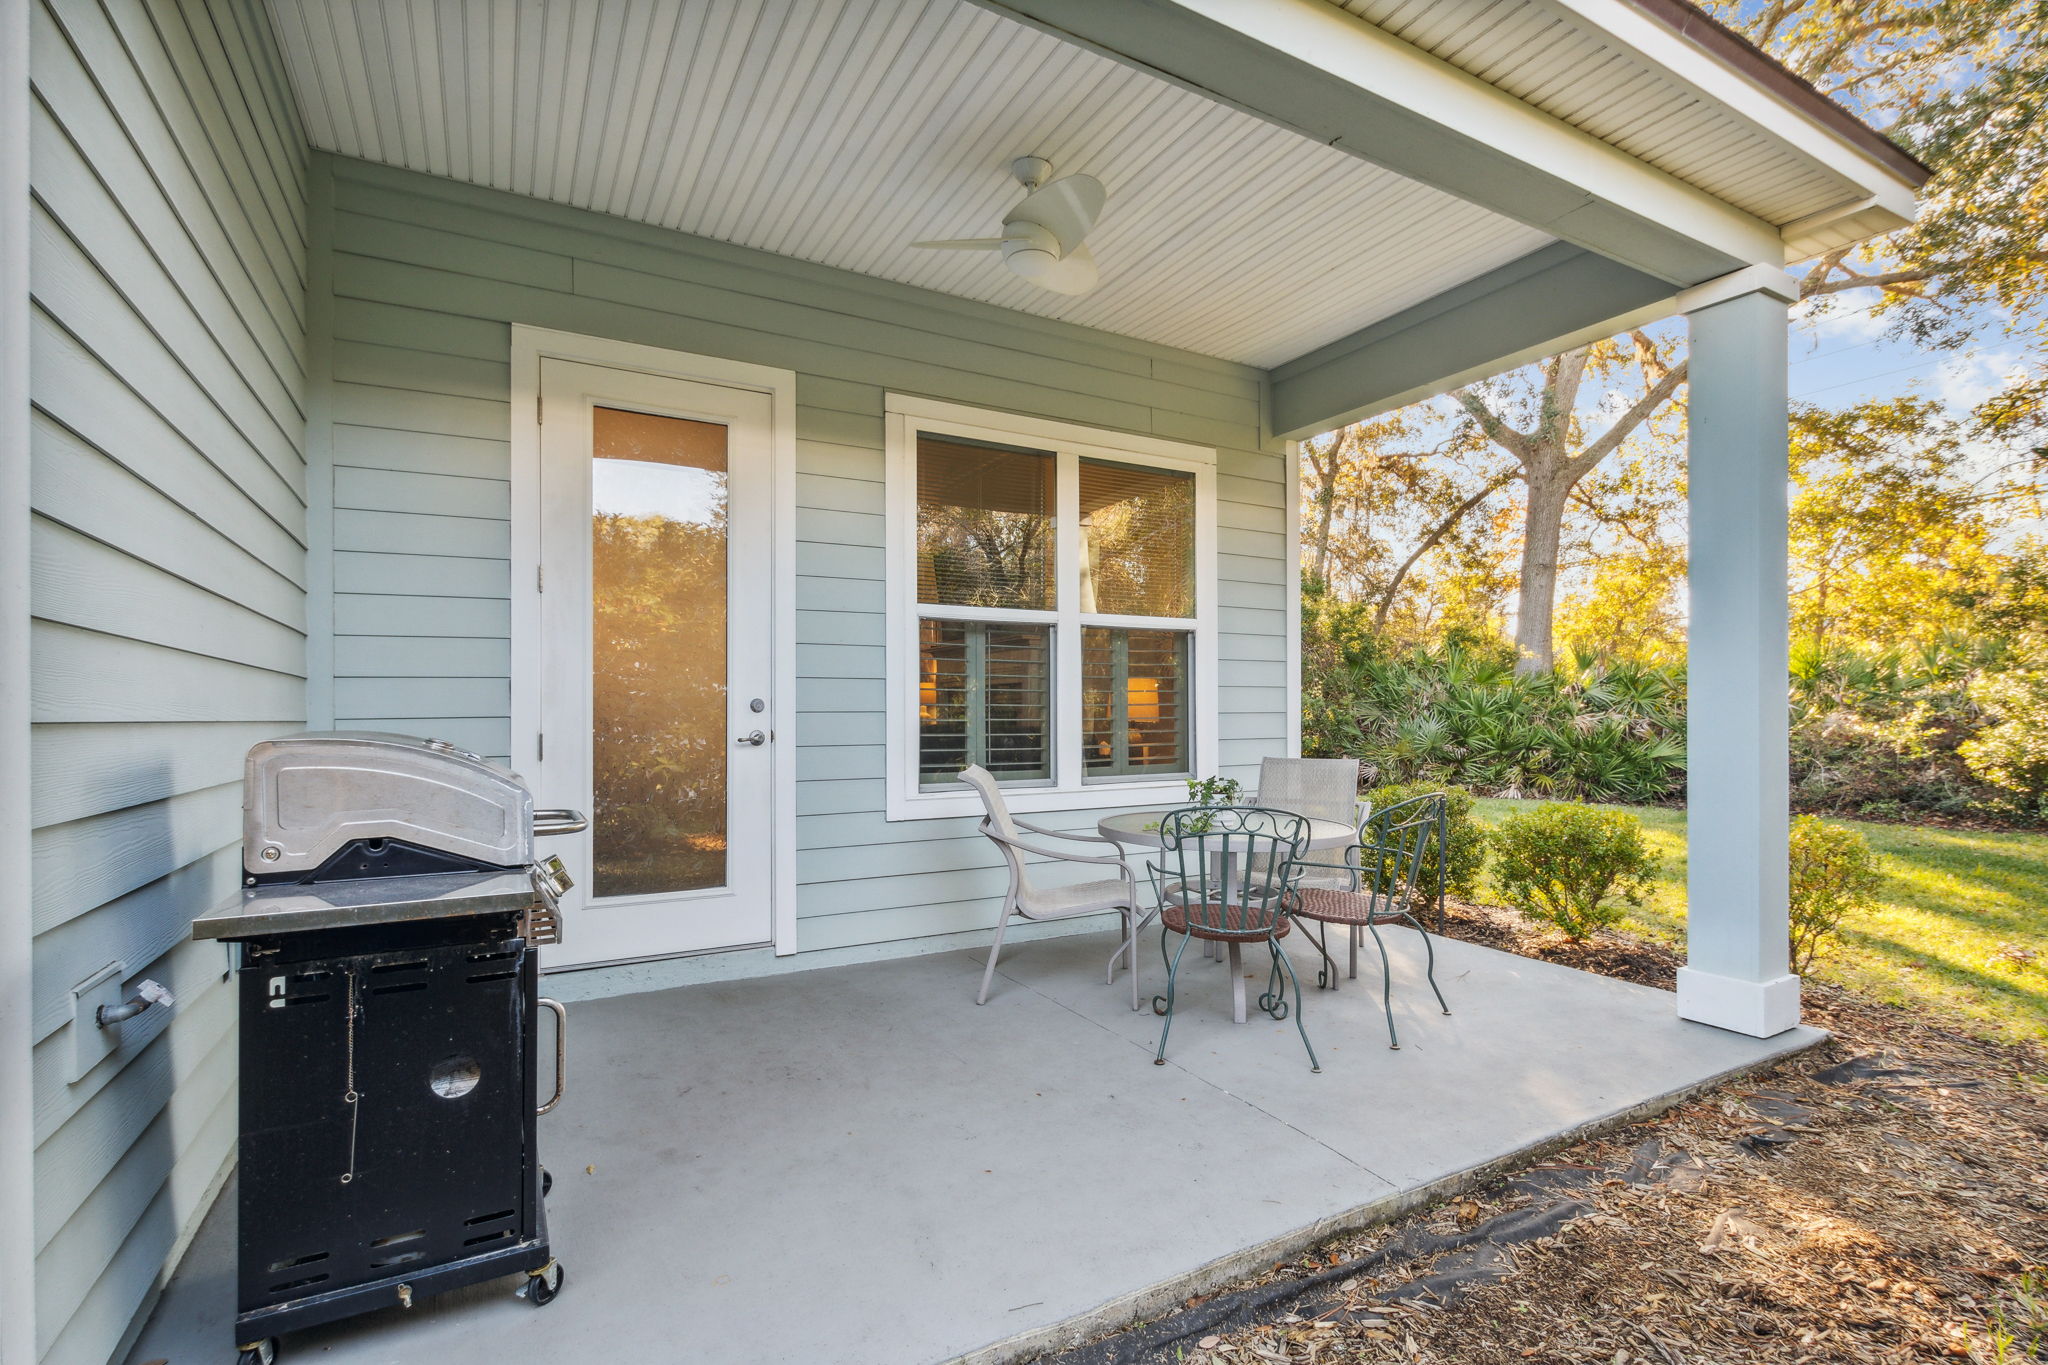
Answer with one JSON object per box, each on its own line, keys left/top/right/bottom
{"left": 999, "top": 220, "right": 1060, "bottom": 279}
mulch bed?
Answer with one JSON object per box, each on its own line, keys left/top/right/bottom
{"left": 1042, "top": 905, "right": 2048, "bottom": 1364}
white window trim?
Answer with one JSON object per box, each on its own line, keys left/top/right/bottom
{"left": 885, "top": 395, "right": 1219, "bottom": 822}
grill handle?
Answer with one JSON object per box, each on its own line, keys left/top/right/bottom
{"left": 536, "top": 997, "right": 567, "bottom": 1116}
{"left": 533, "top": 810, "right": 588, "bottom": 836}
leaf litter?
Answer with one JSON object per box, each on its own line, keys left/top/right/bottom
{"left": 1034, "top": 905, "right": 2048, "bottom": 1365}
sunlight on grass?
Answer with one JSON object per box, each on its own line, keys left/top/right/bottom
{"left": 1472, "top": 799, "right": 2048, "bottom": 1047}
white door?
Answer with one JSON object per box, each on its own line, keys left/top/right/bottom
{"left": 535, "top": 359, "right": 774, "bottom": 967}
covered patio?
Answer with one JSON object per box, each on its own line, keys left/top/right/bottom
{"left": 127, "top": 928, "right": 1820, "bottom": 1365}
{"left": 2, "top": 1, "right": 1928, "bottom": 1363}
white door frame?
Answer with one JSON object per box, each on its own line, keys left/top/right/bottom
{"left": 510, "top": 325, "right": 797, "bottom": 959}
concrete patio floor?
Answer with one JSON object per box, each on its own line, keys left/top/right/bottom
{"left": 128, "top": 927, "right": 1822, "bottom": 1365}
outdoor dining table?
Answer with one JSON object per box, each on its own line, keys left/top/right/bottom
{"left": 1098, "top": 808, "right": 1358, "bottom": 1022}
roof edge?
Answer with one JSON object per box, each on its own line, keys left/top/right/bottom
{"left": 1613, "top": 0, "right": 1933, "bottom": 187}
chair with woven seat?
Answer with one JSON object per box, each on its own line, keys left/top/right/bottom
{"left": 1148, "top": 805, "right": 1319, "bottom": 1072}
{"left": 1285, "top": 793, "right": 1452, "bottom": 1050}
{"left": 960, "top": 766, "right": 1153, "bottom": 1009}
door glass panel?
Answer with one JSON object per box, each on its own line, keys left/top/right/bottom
{"left": 590, "top": 406, "right": 728, "bottom": 898}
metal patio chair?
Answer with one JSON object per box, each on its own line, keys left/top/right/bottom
{"left": 1253, "top": 756, "right": 1370, "bottom": 890}
{"left": 959, "top": 766, "right": 1154, "bottom": 1009}
{"left": 1285, "top": 794, "right": 1452, "bottom": 1050}
{"left": 1148, "top": 805, "right": 1319, "bottom": 1072}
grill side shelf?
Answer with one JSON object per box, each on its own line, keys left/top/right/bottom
{"left": 195, "top": 871, "right": 539, "bottom": 941}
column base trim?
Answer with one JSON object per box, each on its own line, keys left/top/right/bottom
{"left": 1676, "top": 967, "right": 1801, "bottom": 1037}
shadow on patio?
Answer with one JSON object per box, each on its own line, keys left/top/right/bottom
{"left": 129, "top": 928, "right": 1821, "bottom": 1365}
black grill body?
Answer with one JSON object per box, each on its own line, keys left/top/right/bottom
{"left": 196, "top": 732, "right": 579, "bottom": 1358}
{"left": 233, "top": 915, "right": 547, "bottom": 1339}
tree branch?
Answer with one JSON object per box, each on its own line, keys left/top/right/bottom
{"left": 1573, "top": 360, "right": 1688, "bottom": 473}
{"left": 1452, "top": 387, "right": 1535, "bottom": 464}
{"left": 1374, "top": 469, "right": 1517, "bottom": 629}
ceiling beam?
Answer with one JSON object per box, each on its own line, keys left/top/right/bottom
{"left": 972, "top": 0, "right": 1784, "bottom": 284}
{"left": 1268, "top": 244, "right": 1677, "bottom": 438}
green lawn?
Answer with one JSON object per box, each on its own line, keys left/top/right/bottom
{"left": 1470, "top": 798, "right": 2048, "bottom": 1048}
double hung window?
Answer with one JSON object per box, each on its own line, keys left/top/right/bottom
{"left": 887, "top": 397, "right": 1215, "bottom": 819}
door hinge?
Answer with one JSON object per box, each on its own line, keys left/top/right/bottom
{"left": 536, "top": 392, "right": 543, "bottom": 425}
{"left": 536, "top": 564, "right": 544, "bottom": 592}
{"left": 537, "top": 732, "right": 544, "bottom": 761}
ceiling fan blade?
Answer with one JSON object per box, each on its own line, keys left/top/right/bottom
{"left": 1010, "top": 174, "right": 1104, "bottom": 255}
{"left": 1031, "top": 242, "right": 1098, "bottom": 296}
{"left": 910, "top": 237, "right": 1007, "bottom": 250}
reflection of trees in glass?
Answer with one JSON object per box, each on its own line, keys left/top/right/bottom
{"left": 916, "top": 439, "right": 1054, "bottom": 609}
{"left": 592, "top": 489, "right": 727, "bottom": 898}
{"left": 1081, "top": 462, "right": 1194, "bottom": 618}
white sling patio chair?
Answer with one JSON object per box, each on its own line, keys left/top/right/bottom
{"left": 1252, "top": 756, "right": 1370, "bottom": 891}
{"left": 1251, "top": 756, "right": 1372, "bottom": 968}
{"left": 960, "top": 766, "right": 1154, "bottom": 1009}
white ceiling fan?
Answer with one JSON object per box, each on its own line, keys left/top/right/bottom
{"left": 912, "top": 156, "right": 1105, "bottom": 296}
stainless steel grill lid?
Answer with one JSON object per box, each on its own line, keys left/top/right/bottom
{"left": 243, "top": 731, "right": 534, "bottom": 877}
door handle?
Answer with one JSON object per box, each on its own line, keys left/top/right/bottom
{"left": 736, "top": 730, "right": 767, "bottom": 746}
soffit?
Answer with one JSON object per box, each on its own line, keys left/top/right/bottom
{"left": 266, "top": 0, "right": 1554, "bottom": 369}
{"left": 1326, "top": 0, "right": 1871, "bottom": 227}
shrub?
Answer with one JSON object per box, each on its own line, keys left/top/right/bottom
{"left": 1366, "top": 781, "right": 1485, "bottom": 900}
{"left": 1787, "top": 816, "right": 1883, "bottom": 973}
{"left": 1960, "top": 666, "right": 2048, "bottom": 820}
{"left": 1487, "top": 802, "right": 1659, "bottom": 940}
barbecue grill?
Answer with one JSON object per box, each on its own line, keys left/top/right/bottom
{"left": 194, "top": 732, "right": 585, "bottom": 1365}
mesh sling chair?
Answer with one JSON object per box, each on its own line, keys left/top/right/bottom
{"left": 1252, "top": 756, "right": 1370, "bottom": 889}
{"left": 1255, "top": 757, "right": 1366, "bottom": 834}
{"left": 1284, "top": 793, "right": 1452, "bottom": 1049}
{"left": 959, "top": 766, "right": 1154, "bottom": 1009}
{"left": 1148, "top": 805, "right": 1319, "bottom": 1072}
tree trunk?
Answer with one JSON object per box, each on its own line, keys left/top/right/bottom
{"left": 1516, "top": 469, "right": 1573, "bottom": 673}
{"left": 1305, "top": 446, "right": 1337, "bottom": 587}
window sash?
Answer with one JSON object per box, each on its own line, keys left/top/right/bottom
{"left": 888, "top": 399, "right": 1219, "bottom": 816}
{"left": 1083, "top": 627, "right": 1191, "bottom": 780}
{"left": 916, "top": 618, "right": 1053, "bottom": 790}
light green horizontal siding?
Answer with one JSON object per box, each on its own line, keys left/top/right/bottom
{"left": 311, "top": 152, "right": 1293, "bottom": 960}
{"left": 26, "top": 2, "right": 307, "bottom": 1361}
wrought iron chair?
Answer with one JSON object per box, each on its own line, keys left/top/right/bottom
{"left": 1148, "top": 805, "right": 1319, "bottom": 1072}
{"left": 1368, "top": 792, "right": 1451, "bottom": 932}
{"left": 1285, "top": 794, "right": 1452, "bottom": 1050}
{"left": 959, "top": 766, "right": 1153, "bottom": 1009}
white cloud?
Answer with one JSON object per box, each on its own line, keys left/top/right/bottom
{"left": 1931, "top": 348, "right": 2025, "bottom": 412}
{"left": 1790, "top": 296, "right": 1888, "bottom": 351}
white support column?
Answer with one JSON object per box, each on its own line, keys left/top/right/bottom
{"left": 1676, "top": 265, "right": 1801, "bottom": 1038}
{"left": 0, "top": 0, "right": 36, "bottom": 1360}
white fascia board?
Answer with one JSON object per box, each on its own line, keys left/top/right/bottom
{"left": 1164, "top": 0, "right": 1784, "bottom": 271}
{"left": 1537, "top": 0, "right": 1921, "bottom": 254}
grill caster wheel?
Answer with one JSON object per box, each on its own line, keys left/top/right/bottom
{"left": 524, "top": 1260, "right": 564, "bottom": 1307}
{"left": 236, "top": 1339, "right": 279, "bottom": 1365}
{"left": 540, "top": 1166, "right": 553, "bottom": 1198}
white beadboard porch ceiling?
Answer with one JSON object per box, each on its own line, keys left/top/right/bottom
{"left": 1328, "top": 0, "right": 1866, "bottom": 226}
{"left": 265, "top": 0, "right": 1557, "bottom": 369}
